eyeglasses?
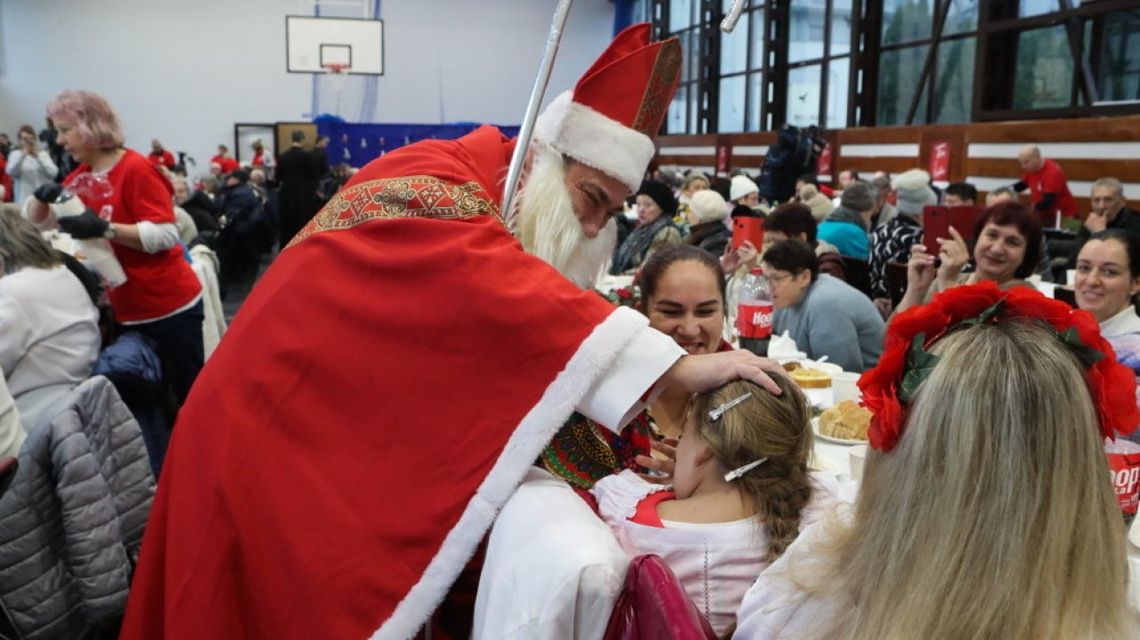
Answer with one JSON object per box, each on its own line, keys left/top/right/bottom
{"left": 768, "top": 272, "right": 799, "bottom": 285}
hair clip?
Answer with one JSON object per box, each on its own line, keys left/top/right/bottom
{"left": 724, "top": 457, "right": 767, "bottom": 482}
{"left": 708, "top": 392, "right": 752, "bottom": 422}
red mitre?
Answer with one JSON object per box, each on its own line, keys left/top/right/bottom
{"left": 534, "top": 22, "right": 681, "bottom": 191}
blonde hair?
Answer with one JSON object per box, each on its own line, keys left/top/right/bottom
{"left": 803, "top": 321, "right": 1139, "bottom": 639}
{"left": 0, "top": 207, "right": 61, "bottom": 273}
{"left": 689, "top": 377, "right": 814, "bottom": 561}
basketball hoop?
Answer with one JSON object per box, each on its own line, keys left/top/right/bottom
{"left": 322, "top": 62, "right": 351, "bottom": 106}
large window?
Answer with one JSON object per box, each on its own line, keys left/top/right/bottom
{"left": 877, "top": 0, "right": 977, "bottom": 125}
{"left": 665, "top": 1, "right": 702, "bottom": 134}
{"left": 785, "top": 0, "right": 853, "bottom": 129}
{"left": 718, "top": 0, "right": 763, "bottom": 133}
{"left": 654, "top": 0, "right": 1139, "bottom": 134}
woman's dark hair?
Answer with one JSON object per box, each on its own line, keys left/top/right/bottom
{"left": 973, "top": 201, "right": 1042, "bottom": 279}
{"left": 1088, "top": 229, "right": 1140, "bottom": 278}
{"left": 764, "top": 203, "right": 817, "bottom": 246}
{"left": 761, "top": 239, "right": 819, "bottom": 282}
{"left": 638, "top": 244, "right": 727, "bottom": 311}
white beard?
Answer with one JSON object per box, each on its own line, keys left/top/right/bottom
{"left": 513, "top": 146, "right": 617, "bottom": 289}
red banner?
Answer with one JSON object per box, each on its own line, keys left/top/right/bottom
{"left": 930, "top": 141, "right": 951, "bottom": 181}
{"left": 716, "top": 145, "right": 731, "bottom": 174}
{"left": 817, "top": 145, "right": 832, "bottom": 176}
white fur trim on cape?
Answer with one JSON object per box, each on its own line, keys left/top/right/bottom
{"left": 371, "top": 305, "right": 650, "bottom": 640}
{"left": 533, "top": 91, "right": 655, "bottom": 193}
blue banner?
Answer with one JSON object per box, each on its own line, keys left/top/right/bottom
{"left": 314, "top": 115, "right": 520, "bottom": 168}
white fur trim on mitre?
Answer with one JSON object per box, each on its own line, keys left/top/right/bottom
{"left": 533, "top": 91, "right": 655, "bottom": 193}
{"left": 370, "top": 305, "right": 650, "bottom": 640}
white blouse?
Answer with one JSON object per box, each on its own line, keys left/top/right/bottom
{"left": 593, "top": 470, "right": 847, "bottom": 636}
{"left": 0, "top": 265, "right": 100, "bottom": 400}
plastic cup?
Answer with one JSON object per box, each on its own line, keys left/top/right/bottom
{"left": 833, "top": 371, "right": 862, "bottom": 404}
{"left": 849, "top": 445, "right": 867, "bottom": 482}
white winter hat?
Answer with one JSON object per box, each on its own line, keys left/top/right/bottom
{"left": 730, "top": 175, "right": 759, "bottom": 202}
{"left": 688, "top": 189, "right": 728, "bottom": 223}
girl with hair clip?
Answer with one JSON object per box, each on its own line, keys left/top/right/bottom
{"left": 735, "top": 283, "right": 1140, "bottom": 639}
{"left": 592, "top": 376, "right": 846, "bottom": 637}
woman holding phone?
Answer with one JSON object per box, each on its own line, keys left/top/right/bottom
{"left": 896, "top": 201, "right": 1041, "bottom": 314}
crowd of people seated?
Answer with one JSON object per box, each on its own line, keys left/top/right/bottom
{"left": 3, "top": 85, "right": 1140, "bottom": 638}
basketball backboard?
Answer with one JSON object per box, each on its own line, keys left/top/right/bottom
{"left": 286, "top": 16, "right": 384, "bottom": 75}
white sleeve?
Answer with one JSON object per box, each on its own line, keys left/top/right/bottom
{"left": 576, "top": 326, "right": 684, "bottom": 434}
{"left": 0, "top": 372, "right": 25, "bottom": 459}
{"left": 5, "top": 151, "right": 24, "bottom": 178}
{"left": 35, "top": 151, "right": 58, "bottom": 179}
{"left": 137, "top": 221, "right": 181, "bottom": 253}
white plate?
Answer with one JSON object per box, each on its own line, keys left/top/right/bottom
{"left": 812, "top": 417, "right": 868, "bottom": 446}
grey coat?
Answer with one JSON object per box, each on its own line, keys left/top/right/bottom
{"left": 0, "top": 376, "right": 154, "bottom": 639}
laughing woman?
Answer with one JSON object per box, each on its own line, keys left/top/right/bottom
{"left": 542, "top": 245, "right": 731, "bottom": 488}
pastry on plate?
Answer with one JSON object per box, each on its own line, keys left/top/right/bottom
{"left": 818, "top": 400, "right": 871, "bottom": 441}
{"left": 791, "top": 367, "right": 831, "bottom": 389}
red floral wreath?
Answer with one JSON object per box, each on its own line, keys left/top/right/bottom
{"left": 857, "top": 282, "right": 1140, "bottom": 451}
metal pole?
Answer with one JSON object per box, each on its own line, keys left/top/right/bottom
{"left": 501, "top": 0, "right": 574, "bottom": 222}
{"left": 905, "top": 0, "right": 952, "bottom": 125}
{"left": 721, "top": 0, "right": 747, "bottom": 33}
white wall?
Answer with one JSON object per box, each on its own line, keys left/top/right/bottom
{"left": 0, "top": 0, "right": 615, "bottom": 177}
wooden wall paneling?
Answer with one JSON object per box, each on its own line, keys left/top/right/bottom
{"left": 967, "top": 115, "right": 1140, "bottom": 143}
{"left": 965, "top": 158, "right": 1140, "bottom": 184}
{"left": 732, "top": 155, "right": 767, "bottom": 170}
{"left": 657, "top": 133, "right": 719, "bottom": 149}
{"left": 821, "top": 129, "right": 840, "bottom": 184}
{"left": 836, "top": 156, "right": 921, "bottom": 175}
{"left": 918, "top": 125, "right": 967, "bottom": 183}
{"left": 837, "top": 125, "right": 919, "bottom": 145}
{"left": 731, "top": 132, "right": 778, "bottom": 145}
{"left": 656, "top": 154, "right": 717, "bottom": 167}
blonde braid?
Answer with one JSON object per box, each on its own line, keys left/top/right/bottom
{"left": 694, "top": 376, "right": 815, "bottom": 562}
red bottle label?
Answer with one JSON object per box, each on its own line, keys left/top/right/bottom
{"left": 737, "top": 301, "right": 773, "bottom": 339}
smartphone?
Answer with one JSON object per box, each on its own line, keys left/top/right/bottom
{"left": 732, "top": 212, "right": 764, "bottom": 250}
{"left": 923, "top": 206, "right": 980, "bottom": 256}
{"left": 1053, "top": 287, "right": 1077, "bottom": 308}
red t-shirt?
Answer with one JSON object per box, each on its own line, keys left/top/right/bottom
{"left": 148, "top": 149, "right": 175, "bottom": 170}
{"left": 1022, "top": 159, "right": 1077, "bottom": 217}
{"left": 0, "top": 156, "right": 12, "bottom": 203}
{"left": 210, "top": 155, "right": 239, "bottom": 174}
{"left": 66, "top": 149, "right": 201, "bottom": 322}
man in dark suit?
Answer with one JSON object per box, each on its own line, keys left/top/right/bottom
{"left": 275, "top": 130, "right": 320, "bottom": 249}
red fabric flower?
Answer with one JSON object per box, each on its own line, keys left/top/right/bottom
{"left": 857, "top": 282, "right": 1139, "bottom": 451}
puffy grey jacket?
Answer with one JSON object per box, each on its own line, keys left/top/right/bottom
{"left": 0, "top": 376, "right": 154, "bottom": 639}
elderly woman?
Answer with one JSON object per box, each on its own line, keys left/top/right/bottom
{"left": 897, "top": 200, "right": 1042, "bottom": 314}
{"left": 736, "top": 290, "right": 1140, "bottom": 639}
{"left": 24, "top": 90, "right": 203, "bottom": 404}
{"left": 610, "top": 180, "right": 682, "bottom": 275}
{"left": 684, "top": 188, "right": 731, "bottom": 257}
{"left": 0, "top": 207, "right": 100, "bottom": 409}
{"left": 763, "top": 239, "right": 884, "bottom": 372}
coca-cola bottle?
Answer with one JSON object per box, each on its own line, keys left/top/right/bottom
{"left": 737, "top": 267, "right": 773, "bottom": 356}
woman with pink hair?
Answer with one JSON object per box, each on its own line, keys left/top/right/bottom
{"left": 25, "top": 90, "right": 204, "bottom": 404}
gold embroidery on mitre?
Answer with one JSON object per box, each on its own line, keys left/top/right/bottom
{"left": 286, "top": 176, "right": 501, "bottom": 248}
{"left": 632, "top": 39, "right": 682, "bottom": 136}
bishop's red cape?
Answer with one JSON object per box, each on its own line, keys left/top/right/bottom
{"left": 120, "top": 125, "right": 652, "bottom": 639}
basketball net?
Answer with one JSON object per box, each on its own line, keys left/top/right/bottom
{"left": 324, "top": 63, "right": 350, "bottom": 108}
